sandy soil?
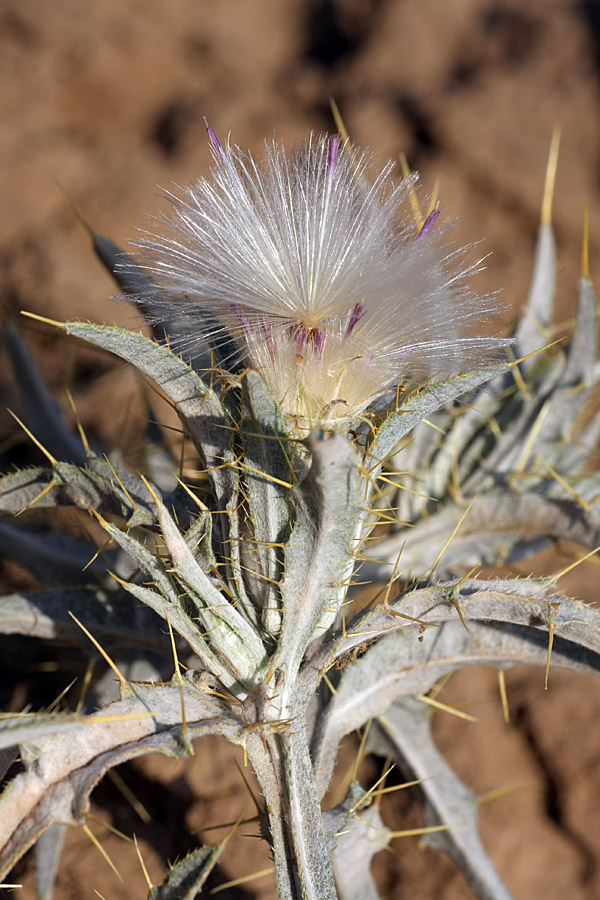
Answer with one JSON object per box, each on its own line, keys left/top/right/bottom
{"left": 2, "top": 1, "right": 600, "bottom": 897}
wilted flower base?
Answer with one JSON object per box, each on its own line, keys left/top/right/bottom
{"left": 249, "top": 329, "right": 394, "bottom": 432}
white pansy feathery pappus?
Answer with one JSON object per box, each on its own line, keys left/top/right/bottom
{"left": 126, "top": 129, "right": 507, "bottom": 429}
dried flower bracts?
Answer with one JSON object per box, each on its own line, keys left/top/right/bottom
{"left": 128, "top": 130, "right": 507, "bottom": 429}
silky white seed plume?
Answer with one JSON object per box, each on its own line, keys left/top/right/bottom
{"left": 126, "top": 129, "right": 507, "bottom": 430}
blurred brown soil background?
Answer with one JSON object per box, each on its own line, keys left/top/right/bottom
{"left": 2, "top": 1, "right": 600, "bottom": 898}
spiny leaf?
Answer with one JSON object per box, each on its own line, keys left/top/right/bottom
{"left": 3, "top": 322, "right": 87, "bottom": 466}
{"left": 92, "top": 513, "right": 180, "bottom": 603}
{"left": 183, "top": 504, "right": 218, "bottom": 573}
{"left": 34, "top": 824, "right": 67, "bottom": 900}
{"left": 150, "top": 486, "right": 270, "bottom": 688}
{"left": 0, "top": 682, "right": 242, "bottom": 881}
{"left": 323, "top": 782, "right": 389, "bottom": 900}
{"left": 115, "top": 580, "right": 242, "bottom": 691}
{"left": 63, "top": 322, "right": 235, "bottom": 516}
{"left": 458, "top": 356, "right": 566, "bottom": 494}
{"left": 0, "top": 586, "right": 162, "bottom": 647}
{"left": 0, "top": 711, "right": 90, "bottom": 752}
{"left": 0, "top": 749, "right": 17, "bottom": 782}
{"left": 512, "top": 273, "right": 598, "bottom": 468}
{"left": 148, "top": 843, "right": 224, "bottom": 900}
{"left": 562, "top": 275, "right": 597, "bottom": 391}
{"left": 366, "top": 365, "right": 509, "bottom": 477}
{"left": 359, "top": 490, "right": 600, "bottom": 581}
{"left": 319, "top": 578, "right": 600, "bottom": 666}
{"left": 386, "top": 270, "right": 597, "bottom": 522}
{"left": 0, "top": 460, "right": 158, "bottom": 525}
{"left": 372, "top": 698, "right": 513, "bottom": 900}
{"left": 311, "top": 616, "right": 600, "bottom": 800}
{"left": 0, "top": 465, "right": 119, "bottom": 517}
{"left": 239, "top": 370, "right": 295, "bottom": 632}
{"left": 0, "top": 522, "right": 110, "bottom": 584}
{"left": 554, "top": 411, "right": 600, "bottom": 473}
{"left": 514, "top": 222, "right": 556, "bottom": 364}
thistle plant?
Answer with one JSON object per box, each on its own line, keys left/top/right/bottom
{"left": 1, "top": 127, "right": 600, "bottom": 900}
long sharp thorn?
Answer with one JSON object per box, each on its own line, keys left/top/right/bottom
{"left": 498, "top": 670, "right": 510, "bottom": 724}
{"left": 69, "top": 612, "right": 129, "bottom": 694}
{"left": 65, "top": 387, "right": 91, "bottom": 456}
{"left": 8, "top": 410, "right": 57, "bottom": 465}
{"left": 582, "top": 202, "right": 590, "bottom": 279}
{"left": 82, "top": 823, "right": 123, "bottom": 882}
{"left": 329, "top": 96, "right": 350, "bottom": 143}
{"left": 20, "top": 310, "right": 66, "bottom": 330}
{"left": 541, "top": 126, "right": 561, "bottom": 226}
{"left": 164, "top": 606, "right": 188, "bottom": 745}
{"left": 210, "top": 867, "right": 274, "bottom": 894}
{"left": 426, "top": 495, "right": 478, "bottom": 582}
{"left": 417, "top": 693, "right": 478, "bottom": 723}
{"left": 133, "top": 834, "right": 153, "bottom": 890}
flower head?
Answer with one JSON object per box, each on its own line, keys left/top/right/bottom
{"left": 128, "top": 130, "right": 506, "bottom": 430}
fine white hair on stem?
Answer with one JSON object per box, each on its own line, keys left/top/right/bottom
{"left": 121, "top": 130, "right": 509, "bottom": 430}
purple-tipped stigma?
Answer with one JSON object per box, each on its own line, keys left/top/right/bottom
{"left": 313, "top": 329, "right": 325, "bottom": 358}
{"left": 232, "top": 303, "right": 253, "bottom": 339}
{"left": 203, "top": 117, "right": 225, "bottom": 161}
{"left": 416, "top": 207, "right": 441, "bottom": 241}
{"left": 345, "top": 302, "right": 365, "bottom": 338}
{"left": 295, "top": 325, "right": 325, "bottom": 358}
{"left": 296, "top": 326, "right": 307, "bottom": 353}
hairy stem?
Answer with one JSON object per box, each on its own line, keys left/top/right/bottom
{"left": 246, "top": 710, "right": 337, "bottom": 900}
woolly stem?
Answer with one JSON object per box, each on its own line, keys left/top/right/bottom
{"left": 246, "top": 700, "right": 337, "bottom": 900}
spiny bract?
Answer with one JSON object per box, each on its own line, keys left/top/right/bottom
{"left": 126, "top": 130, "right": 506, "bottom": 430}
